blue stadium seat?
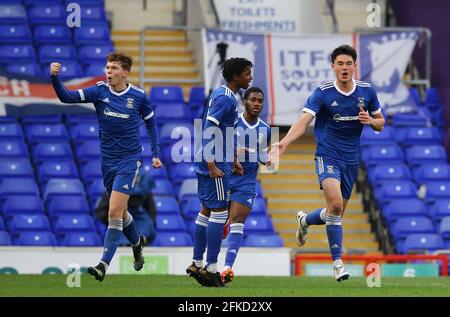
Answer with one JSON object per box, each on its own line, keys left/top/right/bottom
{"left": 403, "top": 233, "right": 444, "bottom": 254}
{"left": 156, "top": 214, "right": 187, "bottom": 232}
{"left": 398, "top": 127, "right": 442, "bottom": 147}
{"left": 360, "top": 126, "right": 397, "bottom": 148}
{"left": 424, "top": 87, "right": 441, "bottom": 104}
{"left": 392, "top": 217, "right": 435, "bottom": 240}
{"left": 188, "top": 86, "right": 206, "bottom": 118}
{"left": 0, "top": 231, "right": 11, "bottom": 246}
{"left": 0, "top": 24, "right": 32, "bottom": 43}
{"left": 181, "top": 196, "right": 201, "bottom": 219}
{"left": 38, "top": 43, "right": 78, "bottom": 63}
{"left": 367, "top": 163, "right": 412, "bottom": 188}
{"left": 392, "top": 112, "right": 427, "bottom": 127}
{"left": 141, "top": 160, "right": 168, "bottom": 179}
{"left": 78, "top": 4, "right": 107, "bottom": 21}
{"left": 154, "top": 196, "right": 181, "bottom": 214}
{"left": 0, "top": 140, "right": 28, "bottom": 157}
{"left": 46, "top": 196, "right": 90, "bottom": 218}
{"left": 42, "top": 61, "right": 84, "bottom": 80}
{"left": 168, "top": 163, "right": 196, "bottom": 186}
{"left": 43, "top": 179, "right": 86, "bottom": 203}
{"left": 37, "top": 161, "right": 79, "bottom": 186}
{"left": 381, "top": 199, "right": 427, "bottom": 224}
{"left": 80, "top": 160, "right": 102, "bottom": 184}
{"left": 244, "top": 234, "right": 283, "bottom": 247}
{"left": 27, "top": 4, "right": 66, "bottom": 25}
{"left": 6, "top": 63, "right": 42, "bottom": 77}
{"left": 22, "top": 113, "right": 63, "bottom": 124}
{"left": 413, "top": 164, "right": 450, "bottom": 184}
{"left": 75, "top": 140, "right": 100, "bottom": 165}
{"left": 78, "top": 44, "right": 112, "bottom": 65}
{"left": 178, "top": 178, "right": 197, "bottom": 202}
{"left": 152, "top": 232, "right": 193, "bottom": 247}
{"left": 69, "top": 122, "right": 99, "bottom": 143}
{"left": 251, "top": 197, "right": 267, "bottom": 214}
{"left": 63, "top": 0, "right": 105, "bottom": 4}
{"left": 0, "top": 216, "right": 4, "bottom": 230}
{"left": 65, "top": 112, "right": 97, "bottom": 127}
{"left": 0, "top": 178, "right": 39, "bottom": 198}
{"left": 14, "top": 231, "right": 56, "bottom": 246}
{"left": 375, "top": 180, "right": 417, "bottom": 206}
{"left": 0, "top": 45, "right": 36, "bottom": 64}
{"left": 160, "top": 122, "right": 195, "bottom": 145}
{"left": 86, "top": 179, "right": 104, "bottom": 207}
{"left": 84, "top": 63, "right": 105, "bottom": 76}
{"left": 361, "top": 145, "right": 404, "bottom": 167}
{"left": 0, "top": 122, "right": 23, "bottom": 140}
{"left": 405, "top": 145, "right": 447, "bottom": 168}
{"left": 155, "top": 103, "right": 193, "bottom": 123}
{"left": 52, "top": 214, "right": 96, "bottom": 236}
{"left": 0, "top": 116, "right": 17, "bottom": 123}
{"left": 0, "top": 4, "right": 27, "bottom": 24}
{"left": 33, "top": 25, "right": 72, "bottom": 45}
{"left": 0, "top": 158, "right": 33, "bottom": 178}
{"left": 31, "top": 142, "right": 74, "bottom": 165}
{"left": 24, "top": 123, "right": 69, "bottom": 145}
{"left": 60, "top": 231, "right": 102, "bottom": 246}
{"left": 1, "top": 195, "right": 44, "bottom": 219}
{"left": 429, "top": 200, "right": 450, "bottom": 225}
{"left": 256, "top": 181, "right": 263, "bottom": 197}
{"left": 152, "top": 179, "right": 175, "bottom": 196}
{"left": 244, "top": 215, "right": 274, "bottom": 234}
{"left": 162, "top": 140, "right": 193, "bottom": 165}
{"left": 24, "top": 0, "right": 62, "bottom": 6}
{"left": 8, "top": 214, "right": 50, "bottom": 234}
{"left": 439, "top": 217, "right": 450, "bottom": 239}
{"left": 74, "top": 23, "right": 111, "bottom": 46}
{"left": 423, "top": 181, "right": 450, "bottom": 203}
{"left": 150, "top": 86, "right": 184, "bottom": 103}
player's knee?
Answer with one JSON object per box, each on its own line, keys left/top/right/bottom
{"left": 230, "top": 215, "right": 246, "bottom": 223}
{"left": 327, "top": 201, "right": 343, "bottom": 216}
{"left": 108, "top": 205, "right": 124, "bottom": 219}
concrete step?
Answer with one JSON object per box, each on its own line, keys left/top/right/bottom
{"left": 112, "top": 30, "right": 185, "bottom": 37}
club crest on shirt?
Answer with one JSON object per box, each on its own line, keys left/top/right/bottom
{"left": 357, "top": 97, "right": 365, "bottom": 109}
{"left": 126, "top": 98, "right": 134, "bottom": 109}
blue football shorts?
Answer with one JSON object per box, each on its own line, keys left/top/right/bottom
{"left": 102, "top": 159, "right": 142, "bottom": 196}
{"left": 315, "top": 156, "right": 359, "bottom": 200}
{"left": 197, "top": 173, "right": 230, "bottom": 209}
{"left": 230, "top": 177, "right": 256, "bottom": 209}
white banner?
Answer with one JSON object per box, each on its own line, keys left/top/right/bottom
{"left": 212, "top": 0, "right": 300, "bottom": 33}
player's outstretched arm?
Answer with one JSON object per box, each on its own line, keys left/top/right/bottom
{"left": 267, "top": 112, "right": 314, "bottom": 165}
{"left": 50, "top": 62, "right": 83, "bottom": 103}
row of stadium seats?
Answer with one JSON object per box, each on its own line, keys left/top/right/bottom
{"left": 362, "top": 88, "right": 450, "bottom": 254}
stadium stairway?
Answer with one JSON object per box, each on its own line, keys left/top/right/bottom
{"left": 259, "top": 135, "right": 381, "bottom": 253}
{"left": 111, "top": 29, "right": 203, "bottom": 99}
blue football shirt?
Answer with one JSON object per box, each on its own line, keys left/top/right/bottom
{"left": 304, "top": 80, "right": 381, "bottom": 164}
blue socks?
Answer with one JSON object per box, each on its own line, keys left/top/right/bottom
{"left": 206, "top": 210, "right": 228, "bottom": 272}
{"left": 305, "top": 208, "right": 326, "bottom": 225}
{"left": 193, "top": 213, "right": 209, "bottom": 264}
{"left": 225, "top": 223, "right": 244, "bottom": 268}
{"left": 101, "top": 218, "right": 123, "bottom": 265}
{"left": 326, "top": 214, "right": 343, "bottom": 261}
{"left": 123, "top": 212, "right": 139, "bottom": 246}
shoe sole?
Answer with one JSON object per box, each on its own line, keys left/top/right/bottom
{"left": 133, "top": 236, "right": 147, "bottom": 271}
{"left": 222, "top": 272, "right": 234, "bottom": 284}
{"left": 186, "top": 268, "right": 211, "bottom": 287}
{"left": 87, "top": 267, "right": 104, "bottom": 282}
{"left": 336, "top": 273, "right": 350, "bottom": 282}
{"left": 296, "top": 211, "right": 307, "bottom": 247}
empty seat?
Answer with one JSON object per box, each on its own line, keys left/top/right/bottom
{"left": 6, "top": 62, "right": 42, "bottom": 77}
{"left": 381, "top": 199, "right": 427, "bottom": 223}
{"left": 0, "top": 178, "right": 39, "bottom": 198}
{"left": 0, "top": 140, "right": 28, "bottom": 157}
{"left": 84, "top": 63, "right": 105, "bottom": 76}
{"left": 78, "top": 44, "right": 112, "bottom": 65}
{"left": 152, "top": 232, "right": 193, "bottom": 247}
{"left": 0, "top": 122, "right": 23, "bottom": 140}
{"left": 75, "top": 140, "right": 100, "bottom": 165}
{"left": 0, "top": 158, "right": 34, "bottom": 178}
{"left": 392, "top": 112, "right": 427, "bottom": 127}
{"left": 392, "top": 217, "right": 435, "bottom": 240}
{"left": 32, "top": 142, "right": 74, "bottom": 165}
{"left": 244, "top": 215, "right": 274, "bottom": 234}
{"left": 14, "top": 231, "right": 56, "bottom": 246}
{"left": 22, "top": 114, "right": 63, "bottom": 125}
{"left": 0, "top": 231, "right": 11, "bottom": 246}
{"left": 0, "top": 24, "right": 32, "bottom": 43}
{"left": 367, "top": 163, "right": 412, "bottom": 188}
{"left": 361, "top": 145, "right": 404, "bottom": 167}
{"left": 46, "top": 196, "right": 90, "bottom": 218}
{"left": 178, "top": 178, "right": 197, "bottom": 202}
{"left": 42, "top": 61, "right": 83, "bottom": 80}
{"left": 141, "top": 160, "right": 168, "bottom": 179}
{"left": 0, "top": 216, "right": 4, "bottom": 231}
{"left": 80, "top": 160, "right": 102, "bottom": 184}
{"left": 160, "top": 122, "right": 195, "bottom": 145}
{"left": 162, "top": 141, "right": 194, "bottom": 165}
{"left": 244, "top": 234, "right": 283, "bottom": 247}
{"left": 24, "top": 123, "right": 69, "bottom": 145}
{"left": 188, "top": 86, "right": 207, "bottom": 117}
{"left": 251, "top": 197, "right": 267, "bottom": 214}
{"left": 0, "top": 45, "right": 36, "bottom": 64}
{"left": 0, "top": 4, "right": 27, "bottom": 24}
{"left": 423, "top": 181, "right": 450, "bottom": 202}
{"left": 405, "top": 145, "right": 447, "bottom": 168}
{"left": 27, "top": 4, "right": 66, "bottom": 25}
{"left": 74, "top": 23, "right": 111, "bottom": 46}
{"left": 256, "top": 181, "right": 263, "bottom": 197}
{"left": 1, "top": 195, "right": 44, "bottom": 219}
{"left": 360, "top": 125, "right": 397, "bottom": 147}
{"left": 181, "top": 196, "right": 201, "bottom": 218}
{"left": 150, "top": 86, "right": 184, "bottom": 103}
{"left": 69, "top": 122, "right": 99, "bottom": 143}
{"left": 375, "top": 180, "right": 417, "bottom": 206}
{"left": 60, "top": 231, "right": 102, "bottom": 246}
{"left": 156, "top": 214, "right": 187, "bottom": 232}
{"left": 8, "top": 214, "right": 50, "bottom": 234}
{"left": 155, "top": 104, "right": 192, "bottom": 123}
{"left": 33, "top": 25, "right": 72, "bottom": 45}
{"left": 152, "top": 179, "right": 175, "bottom": 196}
{"left": 429, "top": 200, "right": 450, "bottom": 224}
{"left": 399, "top": 127, "right": 442, "bottom": 147}
{"left": 403, "top": 233, "right": 444, "bottom": 254}
{"left": 439, "top": 217, "right": 450, "bottom": 239}
{"left": 44, "top": 179, "right": 86, "bottom": 203}
{"left": 413, "top": 164, "right": 450, "bottom": 184}
{"left": 168, "top": 163, "right": 196, "bottom": 185}
{"left": 52, "top": 214, "right": 96, "bottom": 236}
{"left": 154, "top": 196, "right": 180, "bottom": 214}
{"left": 65, "top": 112, "right": 97, "bottom": 127}
{"left": 37, "top": 161, "right": 79, "bottom": 186}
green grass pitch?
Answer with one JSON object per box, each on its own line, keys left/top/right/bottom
{"left": 0, "top": 275, "right": 449, "bottom": 297}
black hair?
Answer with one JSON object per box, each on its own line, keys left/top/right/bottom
{"left": 244, "top": 86, "right": 264, "bottom": 100}
{"left": 221, "top": 57, "right": 253, "bottom": 82}
{"left": 330, "top": 45, "right": 357, "bottom": 63}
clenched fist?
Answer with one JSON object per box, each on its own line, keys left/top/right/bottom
{"left": 50, "top": 62, "right": 61, "bottom": 76}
